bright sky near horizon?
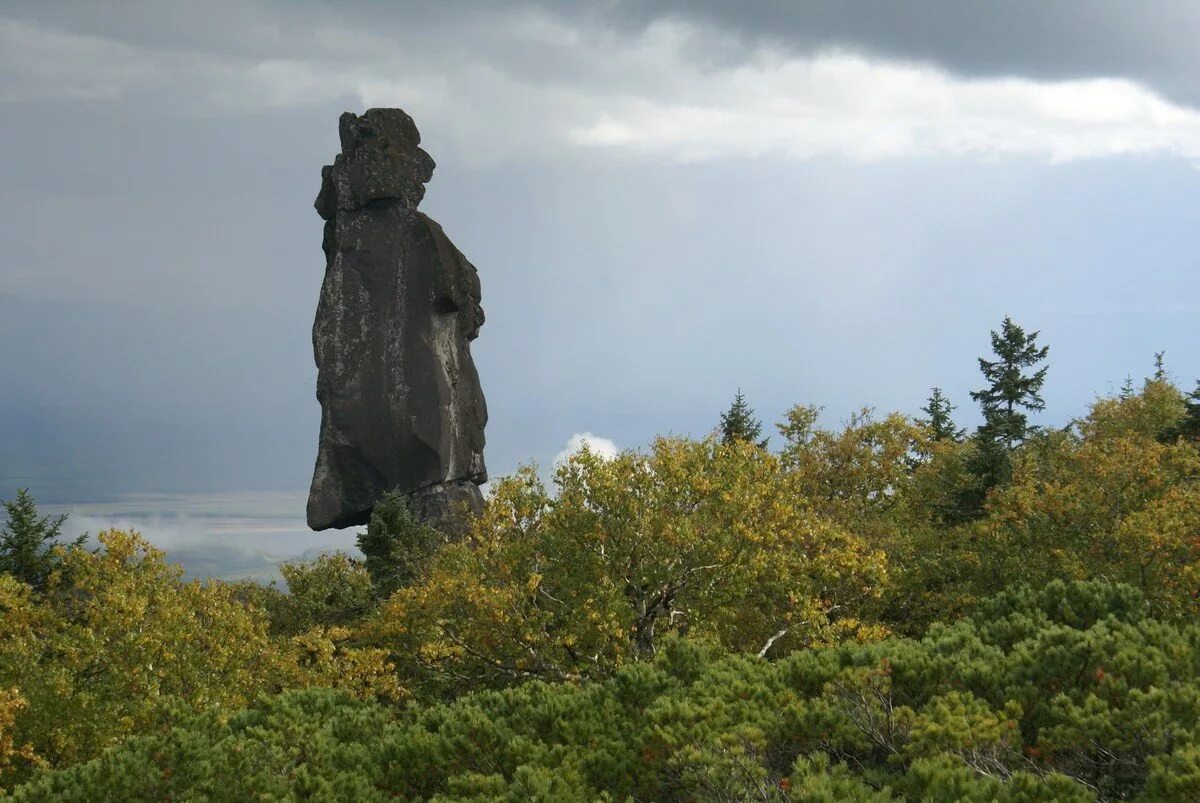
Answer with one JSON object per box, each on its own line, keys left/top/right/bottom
{"left": 2, "top": 1, "right": 1198, "bottom": 574}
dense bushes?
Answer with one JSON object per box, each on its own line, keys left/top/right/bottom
{"left": 886, "top": 378, "right": 1200, "bottom": 630}
{"left": 11, "top": 581, "right": 1200, "bottom": 801}
{"left": 365, "top": 438, "right": 888, "bottom": 698}
{"left": 2, "top": 351, "right": 1200, "bottom": 798}
{"left": 0, "top": 530, "right": 398, "bottom": 790}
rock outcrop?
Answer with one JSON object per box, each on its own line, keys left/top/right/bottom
{"left": 307, "top": 108, "right": 487, "bottom": 531}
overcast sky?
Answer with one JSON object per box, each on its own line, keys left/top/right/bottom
{"left": 3, "top": 0, "right": 1199, "bottom": 513}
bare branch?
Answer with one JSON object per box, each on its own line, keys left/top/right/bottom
{"left": 757, "top": 628, "right": 789, "bottom": 658}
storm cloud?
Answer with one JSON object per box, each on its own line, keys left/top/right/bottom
{"left": 2, "top": 1, "right": 1198, "bottom": 526}
{"left": 2, "top": 2, "right": 1200, "bottom": 165}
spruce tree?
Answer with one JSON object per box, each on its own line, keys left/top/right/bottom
{"left": 0, "top": 488, "right": 85, "bottom": 589}
{"left": 948, "top": 318, "right": 1049, "bottom": 522}
{"left": 1173, "top": 380, "right": 1200, "bottom": 442}
{"left": 719, "top": 389, "right": 767, "bottom": 448}
{"left": 970, "top": 316, "right": 1049, "bottom": 453}
{"left": 919, "top": 387, "right": 965, "bottom": 441}
{"left": 357, "top": 490, "right": 441, "bottom": 598}
{"left": 1154, "top": 351, "right": 1168, "bottom": 381}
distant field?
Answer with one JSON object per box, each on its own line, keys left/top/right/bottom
{"left": 45, "top": 492, "right": 359, "bottom": 584}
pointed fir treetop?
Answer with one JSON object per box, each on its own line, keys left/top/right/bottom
{"left": 919, "top": 387, "right": 965, "bottom": 441}
{"left": 1153, "top": 351, "right": 1168, "bottom": 381}
{"left": 0, "top": 488, "right": 85, "bottom": 589}
{"left": 970, "top": 316, "right": 1049, "bottom": 451}
{"left": 719, "top": 389, "right": 768, "bottom": 448}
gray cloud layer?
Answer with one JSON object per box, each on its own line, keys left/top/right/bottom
{"left": 2, "top": 1, "right": 1198, "bottom": 521}
{"left": 12, "top": 1, "right": 1197, "bottom": 104}
{"left": 594, "top": 1, "right": 1200, "bottom": 104}
{"left": 4, "top": 1, "right": 1200, "bottom": 168}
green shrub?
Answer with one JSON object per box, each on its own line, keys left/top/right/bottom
{"left": 357, "top": 490, "right": 441, "bottom": 599}
{"left": 0, "top": 490, "right": 85, "bottom": 590}
{"left": 12, "top": 580, "right": 1196, "bottom": 801}
{"left": 269, "top": 552, "right": 375, "bottom": 636}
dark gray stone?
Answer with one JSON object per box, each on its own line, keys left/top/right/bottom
{"left": 307, "top": 108, "right": 487, "bottom": 532}
{"left": 408, "top": 480, "right": 486, "bottom": 540}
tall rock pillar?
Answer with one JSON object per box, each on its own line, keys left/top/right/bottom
{"left": 307, "top": 108, "right": 487, "bottom": 531}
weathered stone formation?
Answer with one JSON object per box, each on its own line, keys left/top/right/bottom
{"left": 307, "top": 108, "right": 487, "bottom": 531}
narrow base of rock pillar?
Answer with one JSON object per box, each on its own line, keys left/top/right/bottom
{"left": 408, "top": 481, "right": 485, "bottom": 539}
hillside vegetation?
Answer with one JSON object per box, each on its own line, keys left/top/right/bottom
{"left": 12, "top": 581, "right": 1200, "bottom": 802}
{"left": 2, "top": 318, "right": 1200, "bottom": 800}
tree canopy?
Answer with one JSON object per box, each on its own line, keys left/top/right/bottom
{"left": 14, "top": 581, "right": 1200, "bottom": 802}
{"left": 970, "top": 316, "right": 1049, "bottom": 453}
{"left": 919, "top": 387, "right": 964, "bottom": 442}
{"left": 0, "top": 490, "right": 84, "bottom": 590}
{"left": 719, "top": 389, "right": 768, "bottom": 448}
{"left": 3, "top": 320, "right": 1200, "bottom": 800}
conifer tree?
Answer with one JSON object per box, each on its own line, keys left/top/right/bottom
{"left": 357, "top": 490, "right": 441, "bottom": 598}
{"left": 970, "top": 316, "right": 1049, "bottom": 453}
{"left": 1173, "top": 380, "right": 1200, "bottom": 442}
{"left": 947, "top": 318, "right": 1050, "bottom": 522}
{"left": 0, "top": 489, "right": 85, "bottom": 589}
{"left": 1154, "top": 351, "right": 1168, "bottom": 381}
{"left": 719, "top": 389, "right": 767, "bottom": 447}
{"left": 918, "top": 387, "right": 964, "bottom": 441}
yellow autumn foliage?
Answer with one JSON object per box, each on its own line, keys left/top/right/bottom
{"left": 0, "top": 687, "right": 37, "bottom": 794}
{"left": 0, "top": 529, "right": 399, "bottom": 788}
{"left": 887, "top": 380, "right": 1200, "bottom": 627}
{"left": 363, "top": 437, "right": 889, "bottom": 697}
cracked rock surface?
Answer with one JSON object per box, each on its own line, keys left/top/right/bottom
{"left": 307, "top": 108, "right": 487, "bottom": 531}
